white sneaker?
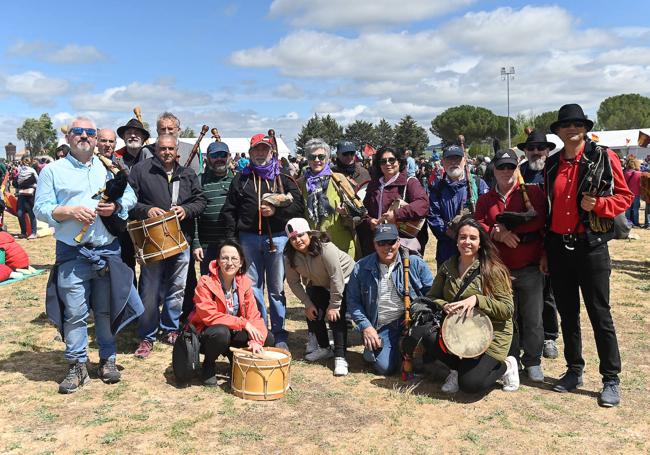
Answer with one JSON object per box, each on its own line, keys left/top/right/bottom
{"left": 304, "top": 347, "right": 334, "bottom": 362}
{"left": 502, "top": 356, "right": 520, "bottom": 392}
{"left": 305, "top": 332, "right": 319, "bottom": 354}
{"left": 334, "top": 357, "right": 348, "bottom": 376}
{"left": 441, "top": 370, "right": 459, "bottom": 394}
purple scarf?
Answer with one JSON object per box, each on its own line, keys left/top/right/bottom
{"left": 242, "top": 156, "right": 280, "bottom": 180}
{"left": 305, "top": 163, "right": 332, "bottom": 192}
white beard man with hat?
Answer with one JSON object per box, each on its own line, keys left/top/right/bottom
{"left": 541, "top": 103, "right": 633, "bottom": 407}
{"left": 517, "top": 130, "right": 560, "bottom": 360}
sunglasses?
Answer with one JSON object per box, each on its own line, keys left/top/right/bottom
{"left": 525, "top": 146, "right": 548, "bottom": 152}
{"left": 376, "top": 239, "right": 398, "bottom": 247}
{"left": 557, "top": 121, "right": 586, "bottom": 129}
{"left": 380, "top": 157, "right": 397, "bottom": 165}
{"left": 208, "top": 151, "right": 229, "bottom": 158}
{"left": 308, "top": 154, "right": 327, "bottom": 162}
{"left": 496, "top": 164, "right": 517, "bottom": 171}
{"left": 69, "top": 127, "right": 97, "bottom": 137}
{"left": 341, "top": 151, "right": 356, "bottom": 156}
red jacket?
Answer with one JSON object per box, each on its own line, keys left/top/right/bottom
{"left": 189, "top": 261, "right": 268, "bottom": 342}
{"left": 475, "top": 182, "right": 546, "bottom": 270}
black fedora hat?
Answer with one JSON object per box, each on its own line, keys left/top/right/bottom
{"left": 549, "top": 104, "right": 594, "bottom": 134}
{"left": 517, "top": 130, "right": 556, "bottom": 151}
{"left": 117, "top": 118, "right": 150, "bottom": 141}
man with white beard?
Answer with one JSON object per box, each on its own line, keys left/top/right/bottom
{"left": 517, "top": 130, "right": 560, "bottom": 360}
{"left": 427, "top": 145, "right": 488, "bottom": 266}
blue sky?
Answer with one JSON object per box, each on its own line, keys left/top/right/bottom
{"left": 2, "top": 0, "right": 649, "bottom": 151}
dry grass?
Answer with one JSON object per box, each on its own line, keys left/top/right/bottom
{"left": 0, "top": 214, "right": 649, "bottom": 454}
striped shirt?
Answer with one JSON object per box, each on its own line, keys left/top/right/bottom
{"left": 193, "top": 169, "right": 235, "bottom": 249}
{"left": 376, "top": 259, "right": 404, "bottom": 328}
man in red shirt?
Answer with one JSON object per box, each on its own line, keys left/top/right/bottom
{"left": 542, "top": 104, "right": 633, "bottom": 407}
{"left": 475, "top": 149, "right": 547, "bottom": 385}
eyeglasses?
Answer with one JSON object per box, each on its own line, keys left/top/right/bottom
{"left": 208, "top": 151, "right": 229, "bottom": 158}
{"left": 308, "top": 154, "right": 327, "bottom": 162}
{"left": 376, "top": 239, "right": 398, "bottom": 247}
{"left": 496, "top": 164, "right": 517, "bottom": 171}
{"left": 340, "top": 151, "right": 356, "bottom": 156}
{"left": 380, "top": 157, "right": 397, "bottom": 165}
{"left": 69, "top": 127, "right": 97, "bottom": 137}
{"left": 557, "top": 121, "right": 586, "bottom": 129}
{"left": 219, "top": 256, "right": 240, "bottom": 264}
{"left": 525, "top": 146, "right": 548, "bottom": 152}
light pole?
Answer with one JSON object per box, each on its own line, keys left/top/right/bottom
{"left": 501, "top": 66, "right": 515, "bottom": 148}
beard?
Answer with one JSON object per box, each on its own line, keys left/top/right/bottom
{"left": 528, "top": 157, "right": 546, "bottom": 171}
{"left": 126, "top": 137, "right": 143, "bottom": 152}
{"left": 447, "top": 166, "right": 463, "bottom": 179}
{"left": 73, "top": 140, "right": 92, "bottom": 155}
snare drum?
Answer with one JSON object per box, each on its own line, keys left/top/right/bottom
{"left": 231, "top": 347, "right": 291, "bottom": 401}
{"left": 441, "top": 308, "right": 493, "bottom": 359}
{"left": 127, "top": 211, "right": 188, "bottom": 265}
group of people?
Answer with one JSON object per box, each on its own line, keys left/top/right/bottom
{"left": 33, "top": 103, "right": 632, "bottom": 409}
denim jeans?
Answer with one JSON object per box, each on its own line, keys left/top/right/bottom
{"left": 625, "top": 195, "right": 641, "bottom": 226}
{"left": 57, "top": 257, "right": 115, "bottom": 363}
{"left": 16, "top": 194, "right": 36, "bottom": 236}
{"left": 239, "top": 231, "right": 289, "bottom": 343}
{"left": 363, "top": 319, "right": 402, "bottom": 375}
{"left": 137, "top": 248, "right": 190, "bottom": 342}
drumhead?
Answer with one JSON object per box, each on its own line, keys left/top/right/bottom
{"left": 441, "top": 307, "right": 493, "bottom": 359}
{"left": 356, "top": 180, "right": 369, "bottom": 203}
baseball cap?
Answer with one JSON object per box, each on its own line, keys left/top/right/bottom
{"left": 374, "top": 223, "right": 399, "bottom": 242}
{"left": 285, "top": 218, "right": 311, "bottom": 239}
{"left": 249, "top": 133, "right": 273, "bottom": 151}
{"left": 442, "top": 145, "right": 464, "bottom": 159}
{"left": 493, "top": 149, "right": 518, "bottom": 167}
{"left": 207, "top": 141, "right": 230, "bottom": 156}
{"left": 337, "top": 140, "right": 356, "bottom": 154}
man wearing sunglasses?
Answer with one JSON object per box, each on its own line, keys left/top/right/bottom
{"left": 331, "top": 140, "right": 370, "bottom": 186}
{"left": 542, "top": 104, "right": 633, "bottom": 407}
{"left": 517, "top": 130, "right": 560, "bottom": 361}
{"left": 347, "top": 223, "right": 433, "bottom": 375}
{"left": 34, "top": 117, "right": 142, "bottom": 393}
{"left": 475, "top": 149, "right": 547, "bottom": 383}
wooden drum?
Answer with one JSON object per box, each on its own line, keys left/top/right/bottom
{"left": 640, "top": 172, "right": 650, "bottom": 203}
{"left": 231, "top": 347, "right": 291, "bottom": 401}
{"left": 127, "top": 211, "right": 188, "bottom": 265}
{"left": 441, "top": 308, "right": 493, "bottom": 359}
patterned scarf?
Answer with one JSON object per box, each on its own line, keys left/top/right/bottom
{"left": 305, "top": 164, "right": 334, "bottom": 227}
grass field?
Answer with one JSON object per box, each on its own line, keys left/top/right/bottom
{"left": 0, "top": 215, "right": 648, "bottom": 454}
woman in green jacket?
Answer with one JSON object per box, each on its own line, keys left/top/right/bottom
{"left": 425, "top": 217, "right": 518, "bottom": 394}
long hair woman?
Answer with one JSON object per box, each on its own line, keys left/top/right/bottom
{"left": 283, "top": 218, "right": 355, "bottom": 376}
{"left": 190, "top": 240, "right": 273, "bottom": 386}
{"left": 623, "top": 156, "right": 642, "bottom": 227}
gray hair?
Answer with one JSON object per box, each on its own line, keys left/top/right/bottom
{"left": 156, "top": 134, "right": 178, "bottom": 148}
{"left": 156, "top": 112, "right": 180, "bottom": 130}
{"left": 70, "top": 116, "right": 96, "bottom": 129}
{"left": 304, "top": 138, "right": 331, "bottom": 157}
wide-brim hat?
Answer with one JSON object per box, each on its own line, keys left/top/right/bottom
{"left": 550, "top": 104, "right": 594, "bottom": 134}
{"left": 517, "top": 130, "right": 556, "bottom": 151}
{"left": 117, "top": 118, "right": 150, "bottom": 141}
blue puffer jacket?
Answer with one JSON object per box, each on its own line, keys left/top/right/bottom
{"left": 347, "top": 250, "right": 433, "bottom": 331}
{"left": 427, "top": 175, "right": 488, "bottom": 264}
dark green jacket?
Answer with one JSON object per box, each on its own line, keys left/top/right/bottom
{"left": 192, "top": 168, "right": 235, "bottom": 250}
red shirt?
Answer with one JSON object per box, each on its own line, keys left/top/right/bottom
{"left": 475, "top": 182, "right": 546, "bottom": 270}
{"left": 549, "top": 144, "right": 633, "bottom": 234}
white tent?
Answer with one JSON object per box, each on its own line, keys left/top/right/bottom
{"left": 546, "top": 128, "right": 650, "bottom": 158}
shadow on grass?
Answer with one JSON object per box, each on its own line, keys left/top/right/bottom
{"left": 0, "top": 349, "right": 67, "bottom": 383}
{"left": 163, "top": 357, "right": 232, "bottom": 393}
{"left": 522, "top": 375, "right": 600, "bottom": 398}
{"left": 370, "top": 374, "right": 494, "bottom": 404}
{"left": 611, "top": 258, "right": 650, "bottom": 280}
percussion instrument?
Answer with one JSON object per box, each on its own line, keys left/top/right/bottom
{"left": 230, "top": 347, "right": 291, "bottom": 401}
{"left": 641, "top": 172, "right": 650, "bottom": 203}
{"left": 356, "top": 180, "right": 369, "bottom": 203}
{"left": 389, "top": 198, "right": 426, "bottom": 237}
{"left": 127, "top": 211, "right": 188, "bottom": 264}
{"left": 441, "top": 308, "right": 493, "bottom": 359}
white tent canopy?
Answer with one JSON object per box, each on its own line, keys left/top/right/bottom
{"left": 546, "top": 128, "right": 650, "bottom": 158}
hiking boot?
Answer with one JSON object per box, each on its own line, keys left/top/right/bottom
{"left": 58, "top": 362, "right": 90, "bottom": 394}
{"left": 525, "top": 364, "right": 544, "bottom": 383}
{"left": 305, "top": 332, "right": 319, "bottom": 355}
{"left": 599, "top": 381, "right": 621, "bottom": 407}
{"left": 543, "top": 339, "right": 559, "bottom": 359}
{"left": 98, "top": 358, "right": 121, "bottom": 384}
{"left": 161, "top": 331, "right": 178, "bottom": 346}
{"left": 134, "top": 340, "right": 154, "bottom": 359}
{"left": 333, "top": 357, "right": 349, "bottom": 376}
{"left": 441, "top": 370, "right": 459, "bottom": 394}
{"left": 304, "top": 347, "right": 334, "bottom": 362}
{"left": 501, "top": 356, "right": 520, "bottom": 392}
{"left": 552, "top": 370, "right": 583, "bottom": 393}
{"left": 202, "top": 362, "right": 218, "bottom": 387}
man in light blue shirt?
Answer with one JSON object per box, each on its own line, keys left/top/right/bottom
{"left": 405, "top": 150, "right": 418, "bottom": 178}
{"left": 35, "top": 116, "right": 141, "bottom": 394}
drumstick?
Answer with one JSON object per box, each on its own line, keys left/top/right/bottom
{"left": 229, "top": 346, "right": 269, "bottom": 360}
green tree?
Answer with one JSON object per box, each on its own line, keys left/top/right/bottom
{"left": 533, "top": 110, "right": 558, "bottom": 134}
{"left": 374, "top": 118, "right": 395, "bottom": 149}
{"left": 394, "top": 115, "right": 429, "bottom": 155}
{"left": 344, "top": 120, "right": 376, "bottom": 149}
{"left": 597, "top": 93, "right": 650, "bottom": 130}
{"left": 430, "top": 105, "right": 501, "bottom": 146}
{"left": 295, "top": 114, "right": 343, "bottom": 154}
{"left": 320, "top": 115, "right": 344, "bottom": 148}
{"left": 16, "top": 113, "right": 57, "bottom": 156}
{"left": 179, "top": 127, "right": 195, "bottom": 138}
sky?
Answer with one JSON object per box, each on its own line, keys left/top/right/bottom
{"left": 2, "top": 0, "right": 650, "bottom": 152}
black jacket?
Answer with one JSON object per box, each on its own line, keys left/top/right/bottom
{"left": 128, "top": 156, "right": 206, "bottom": 241}
{"left": 221, "top": 172, "right": 304, "bottom": 238}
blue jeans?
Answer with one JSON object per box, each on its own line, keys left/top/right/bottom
{"left": 57, "top": 258, "right": 115, "bottom": 363}
{"left": 239, "top": 231, "right": 289, "bottom": 343}
{"left": 625, "top": 195, "right": 641, "bottom": 226}
{"left": 137, "top": 249, "right": 190, "bottom": 342}
{"left": 363, "top": 319, "right": 402, "bottom": 375}
{"left": 199, "top": 245, "right": 220, "bottom": 276}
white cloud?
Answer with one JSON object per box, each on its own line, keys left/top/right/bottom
{"left": 6, "top": 40, "right": 106, "bottom": 64}
{"left": 273, "top": 83, "right": 304, "bottom": 98}
{"left": 269, "top": 0, "right": 475, "bottom": 28}
{"left": 1, "top": 71, "right": 69, "bottom": 105}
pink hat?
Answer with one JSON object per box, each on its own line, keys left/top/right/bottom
{"left": 285, "top": 218, "right": 311, "bottom": 238}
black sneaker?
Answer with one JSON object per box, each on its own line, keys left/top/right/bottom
{"left": 599, "top": 381, "right": 621, "bottom": 407}
{"left": 58, "top": 362, "right": 90, "bottom": 394}
{"left": 552, "top": 370, "right": 583, "bottom": 393}
{"left": 98, "top": 358, "right": 121, "bottom": 384}
{"left": 202, "top": 361, "right": 217, "bottom": 387}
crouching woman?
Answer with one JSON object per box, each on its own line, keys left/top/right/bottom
{"left": 189, "top": 240, "right": 274, "bottom": 386}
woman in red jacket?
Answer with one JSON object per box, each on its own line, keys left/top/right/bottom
{"left": 190, "top": 240, "right": 273, "bottom": 386}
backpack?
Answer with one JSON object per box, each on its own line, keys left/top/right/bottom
{"left": 172, "top": 323, "right": 201, "bottom": 383}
